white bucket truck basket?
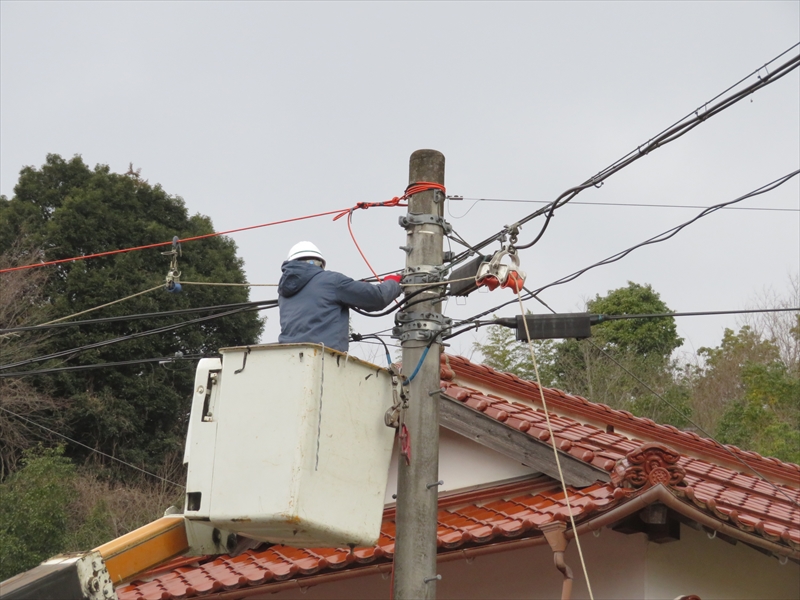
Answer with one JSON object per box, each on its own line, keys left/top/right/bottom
{"left": 183, "top": 344, "right": 396, "bottom": 552}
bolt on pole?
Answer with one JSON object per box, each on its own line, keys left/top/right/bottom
{"left": 393, "top": 149, "right": 445, "bottom": 600}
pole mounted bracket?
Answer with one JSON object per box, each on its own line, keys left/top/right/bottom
{"left": 399, "top": 213, "right": 453, "bottom": 234}
{"left": 403, "top": 264, "right": 447, "bottom": 286}
{"left": 392, "top": 311, "right": 452, "bottom": 343}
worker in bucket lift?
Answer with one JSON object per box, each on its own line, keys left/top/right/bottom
{"left": 278, "top": 241, "right": 403, "bottom": 352}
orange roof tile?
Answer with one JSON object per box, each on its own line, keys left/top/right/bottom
{"left": 117, "top": 354, "right": 800, "bottom": 600}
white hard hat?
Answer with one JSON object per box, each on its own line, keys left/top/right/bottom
{"left": 287, "top": 241, "right": 326, "bottom": 268}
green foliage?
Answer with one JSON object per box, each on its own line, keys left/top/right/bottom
{"left": 588, "top": 282, "right": 683, "bottom": 358}
{"left": 714, "top": 351, "right": 800, "bottom": 464}
{"left": 473, "top": 314, "right": 556, "bottom": 386}
{"left": 473, "top": 282, "right": 689, "bottom": 427}
{"left": 0, "top": 154, "right": 265, "bottom": 473}
{"left": 0, "top": 446, "right": 76, "bottom": 580}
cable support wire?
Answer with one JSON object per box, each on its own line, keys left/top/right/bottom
{"left": 0, "top": 405, "right": 185, "bottom": 488}
{"left": 0, "top": 299, "right": 279, "bottom": 334}
{"left": 448, "top": 169, "right": 800, "bottom": 331}
{"left": 466, "top": 293, "right": 800, "bottom": 509}
{"left": 448, "top": 196, "right": 800, "bottom": 214}
{"left": 0, "top": 284, "right": 164, "bottom": 341}
{"left": 584, "top": 340, "right": 800, "bottom": 509}
{"left": 180, "top": 281, "right": 277, "bottom": 287}
{"left": 0, "top": 304, "right": 274, "bottom": 372}
{"left": 0, "top": 355, "right": 202, "bottom": 379}
{"left": 0, "top": 182, "right": 442, "bottom": 276}
{"left": 446, "top": 44, "right": 800, "bottom": 266}
{"left": 514, "top": 290, "right": 595, "bottom": 599}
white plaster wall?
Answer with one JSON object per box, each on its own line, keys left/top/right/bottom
{"left": 645, "top": 525, "right": 800, "bottom": 600}
{"left": 384, "top": 426, "right": 538, "bottom": 504}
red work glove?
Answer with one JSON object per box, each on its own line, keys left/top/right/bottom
{"left": 383, "top": 274, "right": 402, "bottom": 284}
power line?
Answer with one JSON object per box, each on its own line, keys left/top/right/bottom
{"left": 0, "top": 405, "right": 185, "bottom": 488}
{"left": 447, "top": 44, "right": 800, "bottom": 265}
{"left": 597, "top": 307, "right": 800, "bottom": 321}
{"left": 584, "top": 339, "right": 800, "bottom": 509}
{"left": 0, "top": 355, "right": 203, "bottom": 378}
{"left": 448, "top": 196, "right": 799, "bottom": 214}
{"left": 448, "top": 169, "right": 800, "bottom": 331}
{"left": 0, "top": 299, "right": 279, "bottom": 334}
{"left": 0, "top": 304, "right": 272, "bottom": 371}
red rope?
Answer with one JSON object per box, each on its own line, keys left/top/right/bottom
{"left": 1, "top": 183, "right": 445, "bottom": 275}
{"left": 0, "top": 208, "right": 352, "bottom": 274}
{"left": 335, "top": 182, "right": 446, "bottom": 281}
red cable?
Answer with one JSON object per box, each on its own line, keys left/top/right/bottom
{"left": 1, "top": 184, "right": 445, "bottom": 275}
{"left": 0, "top": 207, "right": 350, "bottom": 274}
{"left": 337, "top": 183, "right": 446, "bottom": 281}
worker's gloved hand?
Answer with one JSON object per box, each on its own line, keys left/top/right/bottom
{"left": 383, "top": 274, "right": 402, "bottom": 284}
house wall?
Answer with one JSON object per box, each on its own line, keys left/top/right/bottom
{"left": 383, "top": 427, "right": 539, "bottom": 503}
{"left": 645, "top": 524, "right": 800, "bottom": 600}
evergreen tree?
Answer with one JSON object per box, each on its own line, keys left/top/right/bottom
{"left": 0, "top": 154, "right": 264, "bottom": 472}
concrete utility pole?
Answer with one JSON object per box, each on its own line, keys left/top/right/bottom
{"left": 393, "top": 149, "right": 447, "bottom": 600}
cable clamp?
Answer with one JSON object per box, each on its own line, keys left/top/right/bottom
{"left": 398, "top": 213, "right": 453, "bottom": 234}
{"left": 385, "top": 365, "right": 409, "bottom": 429}
{"left": 161, "top": 236, "right": 182, "bottom": 293}
{"left": 475, "top": 246, "right": 526, "bottom": 293}
{"left": 392, "top": 311, "right": 452, "bottom": 343}
{"left": 402, "top": 264, "right": 447, "bottom": 286}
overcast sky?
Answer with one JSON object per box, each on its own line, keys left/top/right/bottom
{"left": 2, "top": 1, "right": 798, "bottom": 364}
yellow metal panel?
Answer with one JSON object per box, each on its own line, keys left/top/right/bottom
{"left": 94, "top": 515, "right": 189, "bottom": 584}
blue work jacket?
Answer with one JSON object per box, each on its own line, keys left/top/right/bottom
{"left": 278, "top": 261, "right": 402, "bottom": 352}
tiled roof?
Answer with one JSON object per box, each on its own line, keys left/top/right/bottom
{"left": 117, "top": 354, "right": 800, "bottom": 600}
{"left": 443, "top": 354, "right": 800, "bottom": 484}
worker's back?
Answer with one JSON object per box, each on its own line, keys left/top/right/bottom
{"left": 278, "top": 260, "right": 400, "bottom": 352}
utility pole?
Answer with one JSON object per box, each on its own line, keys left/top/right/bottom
{"left": 393, "top": 149, "right": 447, "bottom": 600}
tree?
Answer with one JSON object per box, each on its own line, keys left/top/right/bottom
{"left": 0, "top": 241, "right": 64, "bottom": 478}
{"left": 0, "top": 154, "right": 264, "bottom": 473}
{"left": 715, "top": 360, "right": 800, "bottom": 464}
{"left": 0, "top": 446, "right": 76, "bottom": 580}
{"left": 473, "top": 313, "right": 557, "bottom": 386}
{"left": 474, "top": 282, "right": 689, "bottom": 426}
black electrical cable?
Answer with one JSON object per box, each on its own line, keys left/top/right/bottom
{"left": 0, "top": 355, "right": 204, "bottom": 378}
{"left": 449, "top": 197, "right": 800, "bottom": 213}
{"left": 583, "top": 339, "right": 800, "bottom": 509}
{"left": 352, "top": 290, "right": 448, "bottom": 318}
{"left": 0, "top": 304, "right": 271, "bottom": 371}
{"left": 597, "top": 307, "right": 800, "bottom": 321}
{"left": 350, "top": 333, "right": 393, "bottom": 365}
{"left": 0, "top": 299, "right": 279, "bottom": 334}
{"left": 446, "top": 44, "right": 800, "bottom": 264}
{"left": 0, "top": 405, "right": 185, "bottom": 488}
{"left": 447, "top": 169, "right": 800, "bottom": 332}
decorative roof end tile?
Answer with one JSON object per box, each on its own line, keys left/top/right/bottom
{"left": 612, "top": 442, "right": 687, "bottom": 490}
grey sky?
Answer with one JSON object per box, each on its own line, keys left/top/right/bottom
{"left": 1, "top": 1, "right": 798, "bottom": 363}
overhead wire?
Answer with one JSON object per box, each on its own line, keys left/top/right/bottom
{"left": 449, "top": 196, "right": 800, "bottom": 213}
{"left": 584, "top": 339, "right": 800, "bottom": 509}
{"left": 514, "top": 289, "right": 595, "bottom": 599}
{"left": 459, "top": 294, "right": 800, "bottom": 509}
{"left": 447, "top": 169, "right": 800, "bottom": 331}
{"left": 0, "top": 355, "right": 202, "bottom": 378}
{"left": 0, "top": 304, "right": 274, "bottom": 372}
{"left": 445, "top": 43, "right": 800, "bottom": 266}
{"left": 0, "top": 405, "right": 185, "bottom": 488}
{"left": 0, "top": 299, "right": 279, "bottom": 334}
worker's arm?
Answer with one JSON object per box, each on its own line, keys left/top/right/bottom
{"left": 336, "top": 276, "right": 402, "bottom": 311}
